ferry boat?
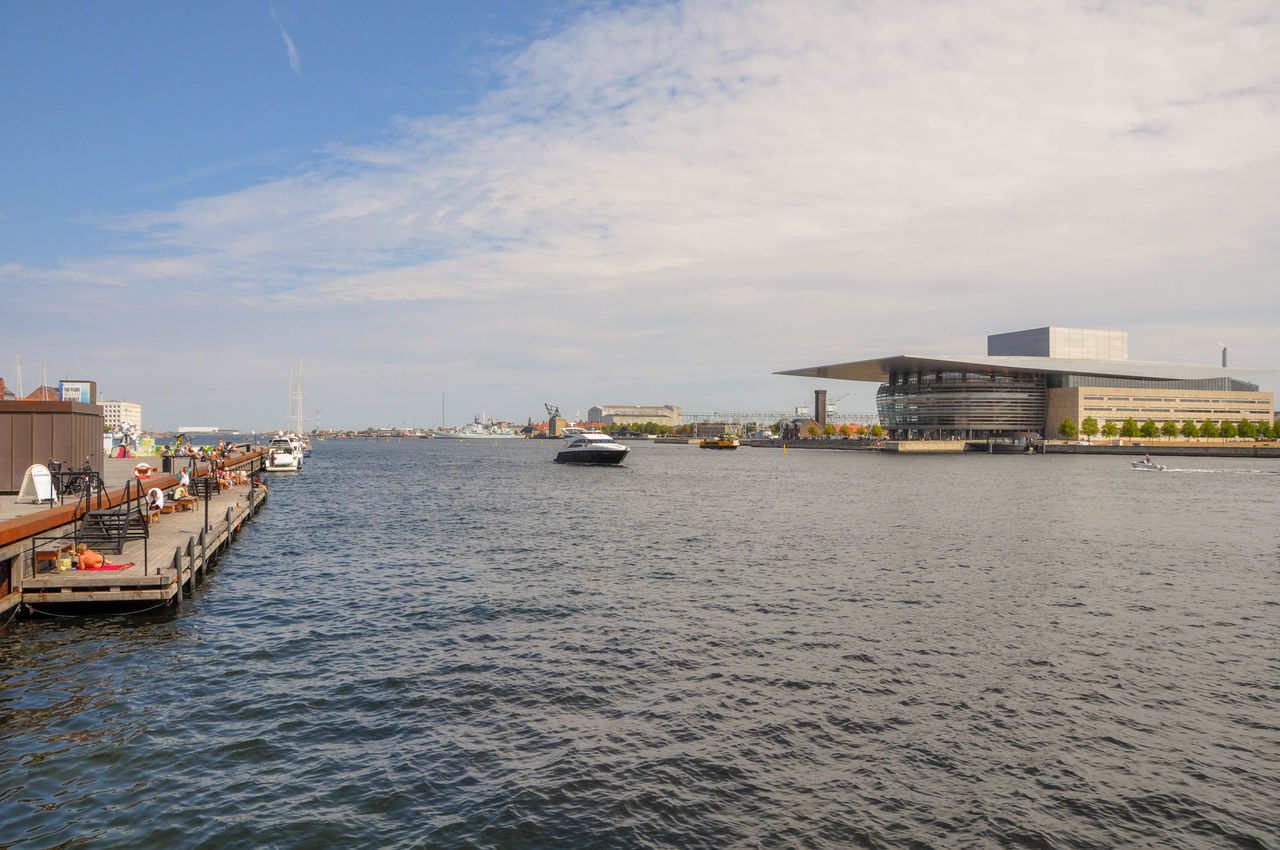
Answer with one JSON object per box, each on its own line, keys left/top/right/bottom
{"left": 555, "top": 432, "right": 629, "bottom": 465}
{"left": 699, "top": 436, "right": 740, "bottom": 450}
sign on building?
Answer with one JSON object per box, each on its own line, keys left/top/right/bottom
{"left": 59, "top": 380, "right": 96, "bottom": 404}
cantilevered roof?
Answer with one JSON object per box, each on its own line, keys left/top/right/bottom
{"left": 776, "top": 355, "right": 1277, "bottom": 384}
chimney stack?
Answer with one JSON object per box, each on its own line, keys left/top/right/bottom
{"left": 814, "top": 389, "right": 827, "bottom": 429}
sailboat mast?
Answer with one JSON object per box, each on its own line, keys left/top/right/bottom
{"left": 295, "top": 358, "right": 304, "bottom": 434}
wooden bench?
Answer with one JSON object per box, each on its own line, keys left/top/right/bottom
{"left": 34, "top": 543, "right": 74, "bottom": 573}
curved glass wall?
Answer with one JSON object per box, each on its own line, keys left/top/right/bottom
{"left": 876, "top": 370, "right": 1047, "bottom": 439}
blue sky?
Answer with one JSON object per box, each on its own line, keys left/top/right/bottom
{"left": 3, "top": 0, "right": 1277, "bottom": 430}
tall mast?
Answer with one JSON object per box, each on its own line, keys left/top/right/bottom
{"left": 295, "top": 358, "right": 304, "bottom": 433}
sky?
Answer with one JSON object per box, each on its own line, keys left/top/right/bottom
{"left": 2, "top": 0, "right": 1277, "bottom": 431}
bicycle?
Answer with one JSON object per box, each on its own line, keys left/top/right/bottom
{"left": 49, "top": 458, "right": 93, "bottom": 499}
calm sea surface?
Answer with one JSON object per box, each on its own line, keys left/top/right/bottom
{"left": 2, "top": 440, "right": 1278, "bottom": 848}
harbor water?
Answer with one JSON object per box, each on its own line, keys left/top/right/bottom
{"left": 2, "top": 440, "right": 1277, "bottom": 848}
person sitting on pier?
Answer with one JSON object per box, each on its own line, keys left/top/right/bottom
{"left": 75, "top": 543, "right": 107, "bottom": 569}
{"left": 145, "top": 487, "right": 165, "bottom": 522}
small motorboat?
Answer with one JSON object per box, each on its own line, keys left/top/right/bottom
{"left": 1131, "top": 458, "right": 1167, "bottom": 472}
{"left": 555, "top": 432, "right": 629, "bottom": 465}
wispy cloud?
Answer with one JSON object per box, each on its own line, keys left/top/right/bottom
{"left": 104, "top": 2, "right": 1277, "bottom": 302}
{"left": 271, "top": 6, "right": 301, "bottom": 77}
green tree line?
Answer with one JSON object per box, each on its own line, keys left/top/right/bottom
{"left": 1059, "top": 417, "right": 1277, "bottom": 440}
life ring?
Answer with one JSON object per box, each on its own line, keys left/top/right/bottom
{"left": 134, "top": 463, "right": 153, "bottom": 479}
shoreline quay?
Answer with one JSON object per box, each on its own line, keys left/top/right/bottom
{"left": 752, "top": 439, "right": 1280, "bottom": 458}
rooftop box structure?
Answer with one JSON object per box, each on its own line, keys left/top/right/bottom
{"left": 988, "top": 327, "right": 1128, "bottom": 360}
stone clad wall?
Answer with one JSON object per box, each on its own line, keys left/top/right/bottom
{"left": 1047, "top": 386, "right": 1274, "bottom": 433}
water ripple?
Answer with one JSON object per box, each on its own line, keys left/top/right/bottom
{"left": 1, "top": 444, "right": 1277, "bottom": 847}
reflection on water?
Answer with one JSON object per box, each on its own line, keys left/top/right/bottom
{"left": 2, "top": 441, "right": 1278, "bottom": 848}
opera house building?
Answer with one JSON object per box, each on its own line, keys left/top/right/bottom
{"left": 779, "top": 327, "right": 1275, "bottom": 440}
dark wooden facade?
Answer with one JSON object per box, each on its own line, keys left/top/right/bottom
{"left": 0, "top": 401, "right": 105, "bottom": 493}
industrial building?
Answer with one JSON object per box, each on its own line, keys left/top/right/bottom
{"left": 587, "top": 405, "right": 683, "bottom": 428}
{"left": 779, "top": 327, "right": 1275, "bottom": 440}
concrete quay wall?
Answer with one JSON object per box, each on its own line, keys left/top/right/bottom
{"left": 1045, "top": 441, "right": 1280, "bottom": 459}
{"left": 776, "top": 439, "right": 966, "bottom": 452}
{"left": 772, "top": 439, "right": 1280, "bottom": 458}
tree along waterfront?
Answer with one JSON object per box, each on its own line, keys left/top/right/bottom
{"left": 1060, "top": 416, "right": 1276, "bottom": 442}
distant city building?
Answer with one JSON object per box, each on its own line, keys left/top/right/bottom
{"left": 779, "top": 327, "right": 1275, "bottom": 440}
{"left": 588, "top": 405, "right": 682, "bottom": 427}
{"left": 0, "top": 378, "right": 15, "bottom": 401}
{"left": 102, "top": 400, "right": 143, "bottom": 433}
{"left": 26, "top": 386, "right": 61, "bottom": 401}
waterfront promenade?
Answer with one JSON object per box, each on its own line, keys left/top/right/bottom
{"left": 1, "top": 450, "right": 268, "bottom": 618}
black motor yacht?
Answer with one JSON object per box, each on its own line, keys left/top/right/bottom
{"left": 554, "top": 432, "right": 630, "bottom": 465}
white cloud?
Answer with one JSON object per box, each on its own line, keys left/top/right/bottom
{"left": 5, "top": 0, "right": 1279, "bottom": 426}
{"left": 271, "top": 6, "right": 302, "bottom": 77}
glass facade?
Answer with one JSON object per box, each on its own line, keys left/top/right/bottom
{"left": 876, "top": 369, "right": 1047, "bottom": 439}
{"left": 875, "top": 369, "right": 1270, "bottom": 439}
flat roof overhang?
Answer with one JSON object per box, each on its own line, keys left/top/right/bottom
{"left": 775, "top": 355, "right": 1278, "bottom": 384}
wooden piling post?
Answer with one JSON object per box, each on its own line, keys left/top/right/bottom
{"left": 198, "top": 528, "right": 207, "bottom": 582}
{"left": 172, "top": 547, "right": 184, "bottom": 603}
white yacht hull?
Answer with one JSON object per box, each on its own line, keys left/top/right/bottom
{"left": 264, "top": 454, "right": 300, "bottom": 472}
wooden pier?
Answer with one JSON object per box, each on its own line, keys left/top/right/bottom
{"left": 1, "top": 450, "right": 268, "bottom": 617}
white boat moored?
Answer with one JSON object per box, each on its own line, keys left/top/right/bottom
{"left": 264, "top": 435, "right": 302, "bottom": 472}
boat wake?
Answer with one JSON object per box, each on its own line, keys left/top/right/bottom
{"left": 1164, "top": 467, "right": 1280, "bottom": 475}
